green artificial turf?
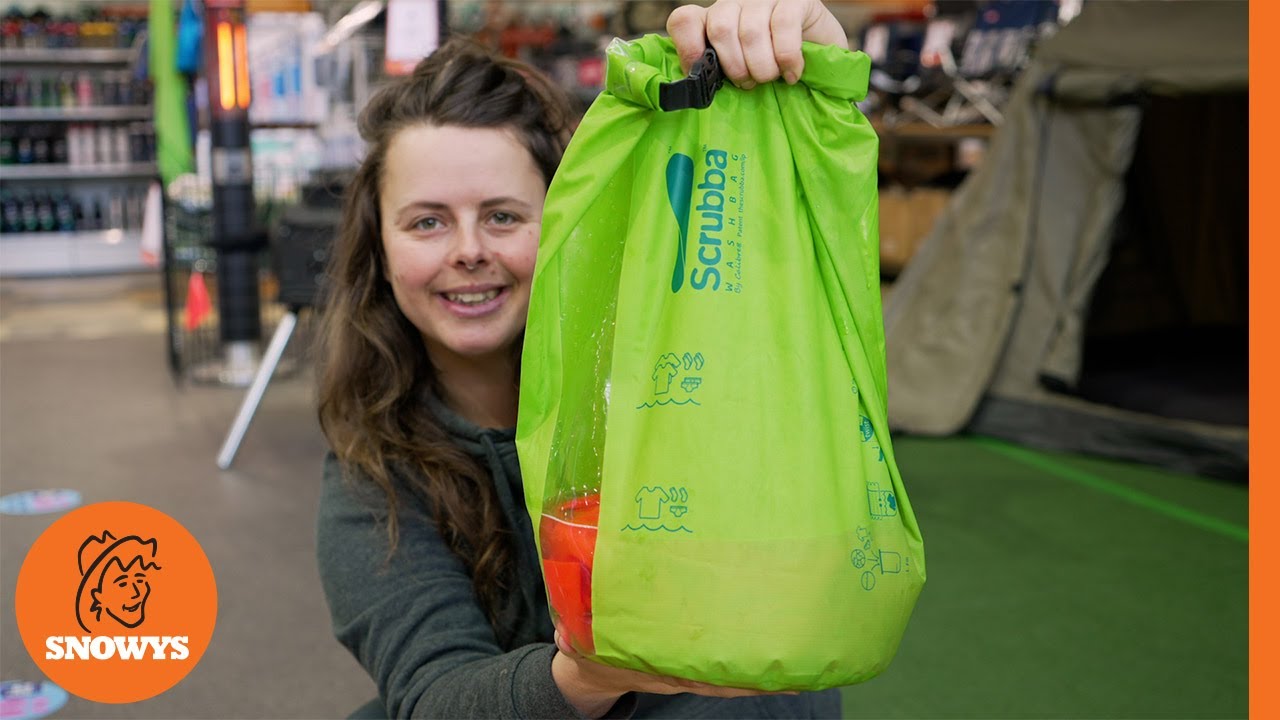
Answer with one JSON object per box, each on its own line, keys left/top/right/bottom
{"left": 841, "top": 436, "right": 1247, "bottom": 719}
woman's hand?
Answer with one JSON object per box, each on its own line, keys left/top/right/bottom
{"left": 667, "top": 0, "right": 849, "bottom": 89}
{"left": 550, "top": 627, "right": 793, "bottom": 718}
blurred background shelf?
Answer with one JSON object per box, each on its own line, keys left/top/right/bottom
{"left": 875, "top": 122, "right": 997, "bottom": 140}
{"left": 0, "top": 229, "right": 144, "bottom": 276}
{"left": 0, "top": 47, "right": 135, "bottom": 65}
{"left": 0, "top": 105, "right": 151, "bottom": 122}
{"left": 0, "top": 162, "right": 156, "bottom": 180}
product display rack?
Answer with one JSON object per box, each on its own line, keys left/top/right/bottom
{"left": 0, "top": 105, "right": 150, "bottom": 122}
{"left": 162, "top": 200, "right": 308, "bottom": 385}
{"left": 0, "top": 44, "right": 155, "bottom": 277}
{"left": 0, "top": 48, "right": 134, "bottom": 65}
{"left": 2, "top": 162, "right": 155, "bottom": 180}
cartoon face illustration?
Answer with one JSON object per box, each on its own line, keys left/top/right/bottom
{"left": 91, "top": 557, "right": 153, "bottom": 628}
{"left": 75, "top": 531, "right": 162, "bottom": 633}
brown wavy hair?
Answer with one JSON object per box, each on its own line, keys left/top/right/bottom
{"left": 316, "top": 37, "right": 574, "bottom": 634}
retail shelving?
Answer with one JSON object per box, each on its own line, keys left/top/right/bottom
{"left": 0, "top": 48, "right": 136, "bottom": 65}
{"left": 0, "top": 229, "right": 145, "bottom": 275}
{"left": 0, "top": 105, "right": 151, "bottom": 122}
{"left": 1, "top": 162, "right": 157, "bottom": 180}
{"left": 1, "top": 45, "right": 155, "bottom": 277}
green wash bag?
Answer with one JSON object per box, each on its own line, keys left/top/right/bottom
{"left": 518, "top": 34, "right": 924, "bottom": 691}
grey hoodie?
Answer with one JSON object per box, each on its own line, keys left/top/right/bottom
{"left": 316, "top": 393, "right": 841, "bottom": 719}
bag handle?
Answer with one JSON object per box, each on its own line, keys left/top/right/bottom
{"left": 658, "top": 48, "right": 726, "bottom": 111}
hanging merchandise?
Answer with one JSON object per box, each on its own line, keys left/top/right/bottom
{"left": 176, "top": 0, "right": 203, "bottom": 76}
{"left": 149, "top": 0, "right": 194, "bottom": 185}
{"left": 185, "top": 270, "right": 213, "bottom": 331}
{"left": 518, "top": 35, "right": 925, "bottom": 691}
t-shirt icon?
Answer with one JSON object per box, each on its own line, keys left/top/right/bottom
{"left": 635, "top": 487, "right": 669, "bottom": 520}
{"left": 652, "top": 354, "right": 682, "bottom": 395}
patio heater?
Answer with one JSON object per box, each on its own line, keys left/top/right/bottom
{"left": 203, "top": 0, "right": 263, "bottom": 385}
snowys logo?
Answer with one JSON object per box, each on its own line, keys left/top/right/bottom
{"left": 15, "top": 502, "right": 217, "bottom": 704}
{"left": 75, "top": 531, "right": 162, "bottom": 633}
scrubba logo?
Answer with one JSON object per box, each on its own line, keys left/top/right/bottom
{"left": 665, "top": 150, "right": 729, "bottom": 293}
{"left": 15, "top": 501, "right": 217, "bottom": 704}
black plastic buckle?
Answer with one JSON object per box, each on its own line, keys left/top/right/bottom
{"left": 659, "top": 48, "right": 726, "bottom": 111}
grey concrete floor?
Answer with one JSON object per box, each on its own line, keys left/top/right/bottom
{"left": 0, "top": 273, "right": 376, "bottom": 719}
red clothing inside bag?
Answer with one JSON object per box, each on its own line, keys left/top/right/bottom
{"left": 539, "top": 493, "right": 600, "bottom": 654}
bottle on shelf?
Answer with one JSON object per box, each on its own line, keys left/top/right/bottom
{"left": 0, "top": 190, "right": 19, "bottom": 232}
{"left": 0, "top": 122, "right": 13, "bottom": 164}
{"left": 15, "top": 125, "right": 32, "bottom": 163}
{"left": 29, "top": 123, "right": 50, "bottom": 163}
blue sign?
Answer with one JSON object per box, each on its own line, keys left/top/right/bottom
{"left": 0, "top": 681, "right": 68, "bottom": 720}
{"left": 0, "top": 490, "right": 82, "bottom": 516}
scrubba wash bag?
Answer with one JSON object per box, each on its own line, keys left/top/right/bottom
{"left": 517, "top": 35, "right": 925, "bottom": 691}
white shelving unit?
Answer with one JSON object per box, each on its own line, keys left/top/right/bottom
{"left": 0, "top": 48, "right": 136, "bottom": 65}
{"left": 1, "top": 162, "right": 157, "bottom": 180}
{"left": 0, "top": 106, "right": 151, "bottom": 122}
{"left": 0, "top": 229, "right": 144, "bottom": 275}
{"left": 1, "top": 47, "right": 154, "bottom": 277}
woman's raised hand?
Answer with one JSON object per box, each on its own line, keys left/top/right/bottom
{"left": 551, "top": 627, "right": 794, "bottom": 718}
{"left": 666, "top": 0, "right": 849, "bottom": 89}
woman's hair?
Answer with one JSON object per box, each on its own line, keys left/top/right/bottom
{"left": 316, "top": 37, "right": 574, "bottom": 636}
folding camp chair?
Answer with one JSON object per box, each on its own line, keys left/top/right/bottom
{"left": 861, "top": 11, "right": 928, "bottom": 118}
{"left": 895, "top": 0, "right": 1062, "bottom": 127}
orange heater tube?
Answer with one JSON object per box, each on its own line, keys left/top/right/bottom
{"left": 216, "top": 22, "right": 235, "bottom": 111}
{"left": 234, "top": 23, "right": 250, "bottom": 109}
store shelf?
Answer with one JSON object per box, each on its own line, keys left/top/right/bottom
{"left": 0, "top": 163, "right": 157, "bottom": 180}
{"left": 874, "top": 122, "right": 997, "bottom": 141}
{"left": 0, "top": 229, "right": 146, "bottom": 276}
{"left": 2, "top": 44, "right": 153, "bottom": 278}
{"left": 0, "top": 48, "right": 135, "bottom": 65}
{"left": 251, "top": 122, "right": 320, "bottom": 130}
{"left": 0, "top": 106, "right": 151, "bottom": 122}
{"left": 1, "top": 229, "right": 139, "bottom": 244}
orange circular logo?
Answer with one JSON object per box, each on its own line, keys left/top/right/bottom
{"left": 14, "top": 501, "right": 217, "bottom": 704}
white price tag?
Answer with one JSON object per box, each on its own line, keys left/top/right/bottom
{"left": 385, "top": 0, "right": 440, "bottom": 76}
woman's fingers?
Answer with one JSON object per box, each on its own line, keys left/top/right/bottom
{"left": 560, "top": 643, "right": 798, "bottom": 700}
{"left": 705, "top": 1, "right": 753, "bottom": 89}
{"left": 668, "top": 1, "right": 841, "bottom": 87}
{"left": 769, "top": 1, "right": 807, "bottom": 84}
{"left": 739, "top": 1, "right": 782, "bottom": 86}
{"left": 553, "top": 627, "right": 580, "bottom": 659}
{"left": 664, "top": 676, "right": 800, "bottom": 698}
{"left": 666, "top": 4, "right": 708, "bottom": 74}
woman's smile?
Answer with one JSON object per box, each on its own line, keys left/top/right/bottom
{"left": 436, "top": 284, "right": 512, "bottom": 318}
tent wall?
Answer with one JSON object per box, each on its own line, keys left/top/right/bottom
{"left": 988, "top": 99, "right": 1140, "bottom": 397}
{"left": 882, "top": 67, "right": 1041, "bottom": 435}
{"left": 883, "top": 60, "right": 1141, "bottom": 434}
{"left": 881, "top": 1, "right": 1248, "bottom": 478}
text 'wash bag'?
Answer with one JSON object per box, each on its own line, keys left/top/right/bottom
{"left": 517, "top": 34, "right": 925, "bottom": 691}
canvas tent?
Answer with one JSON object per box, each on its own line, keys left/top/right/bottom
{"left": 883, "top": 1, "right": 1248, "bottom": 480}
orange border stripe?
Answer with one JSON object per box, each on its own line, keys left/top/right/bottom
{"left": 1250, "top": 2, "right": 1273, "bottom": 719}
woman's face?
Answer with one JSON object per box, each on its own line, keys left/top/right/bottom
{"left": 379, "top": 124, "right": 547, "bottom": 363}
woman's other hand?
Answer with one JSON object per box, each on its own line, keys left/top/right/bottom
{"left": 550, "top": 627, "right": 794, "bottom": 718}
{"left": 667, "top": 0, "right": 849, "bottom": 89}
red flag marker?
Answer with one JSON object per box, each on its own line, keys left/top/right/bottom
{"left": 185, "top": 272, "right": 213, "bottom": 331}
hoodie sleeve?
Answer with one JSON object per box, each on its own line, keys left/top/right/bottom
{"left": 316, "top": 453, "right": 632, "bottom": 719}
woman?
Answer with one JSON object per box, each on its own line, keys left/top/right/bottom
{"left": 316, "top": 2, "right": 849, "bottom": 717}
